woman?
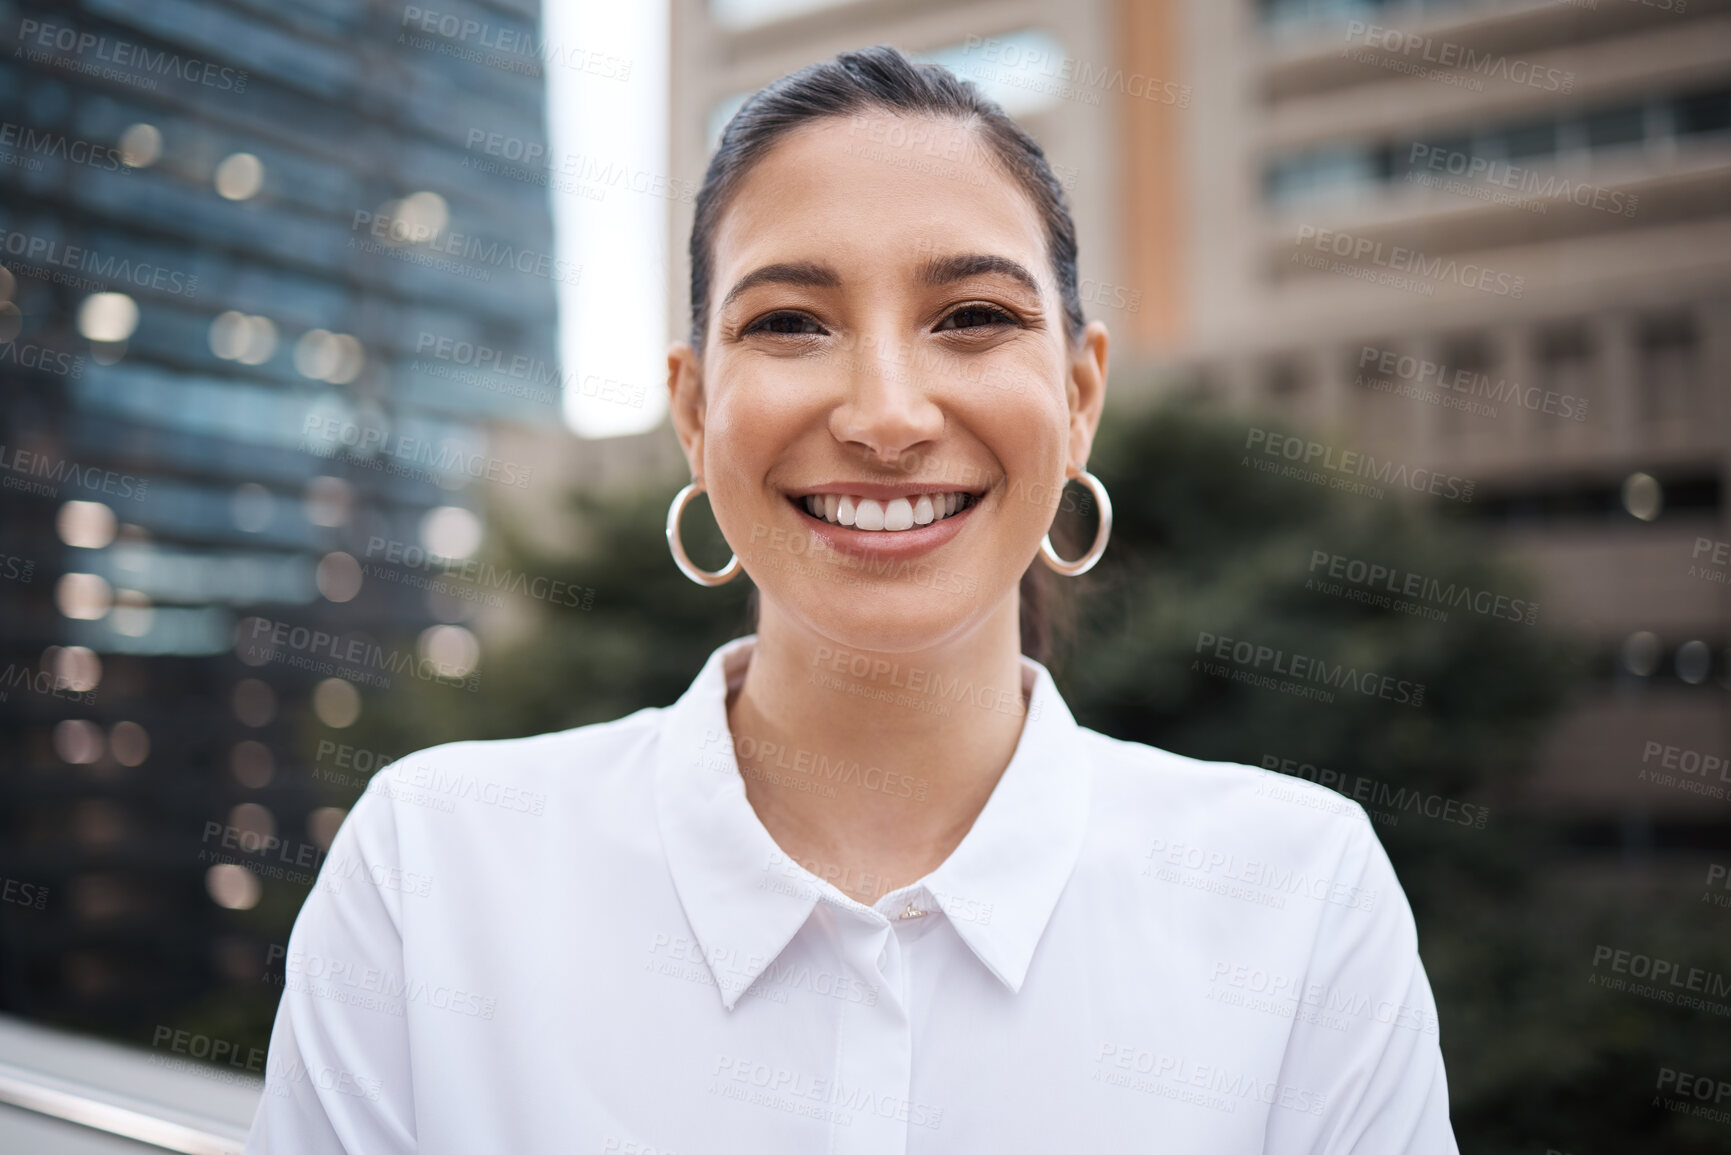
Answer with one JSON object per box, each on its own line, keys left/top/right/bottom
{"left": 248, "top": 46, "right": 1457, "bottom": 1154}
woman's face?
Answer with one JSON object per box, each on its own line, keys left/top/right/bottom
{"left": 669, "top": 112, "right": 1107, "bottom": 655}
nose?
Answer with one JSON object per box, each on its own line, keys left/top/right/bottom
{"left": 827, "top": 332, "right": 944, "bottom": 467}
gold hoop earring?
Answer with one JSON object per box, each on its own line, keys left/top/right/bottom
{"left": 1038, "top": 469, "right": 1112, "bottom": 577}
{"left": 666, "top": 480, "right": 742, "bottom": 587}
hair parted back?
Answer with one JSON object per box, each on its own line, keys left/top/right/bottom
{"left": 686, "top": 44, "right": 1085, "bottom": 351}
{"left": 689, "top": 44, "right": 1087, "bottom": 669}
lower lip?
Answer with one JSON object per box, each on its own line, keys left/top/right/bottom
{"left": 787, "top": 497, "right": 975, "bottom": 562}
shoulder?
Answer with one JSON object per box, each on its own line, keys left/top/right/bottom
{"left": 1077, "top": 726, "right": 1376, "bottom": 869}
{"left": 345, "top": 704, "right": 671, "bottom": 835}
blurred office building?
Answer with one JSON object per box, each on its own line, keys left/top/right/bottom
{"left": 670, "top": 0, "right": 1731, "bottom": 835}
{"left": 0, "top": 0, "right": 558, "bottom": 1034}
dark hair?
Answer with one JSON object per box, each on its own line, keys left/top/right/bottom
{"left": 693, "top": 45, "right": 1087, "bottom": 668}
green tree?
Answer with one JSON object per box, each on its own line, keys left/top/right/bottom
{"left": 252, "top": 393, "right": 1725, "bottom": 1152}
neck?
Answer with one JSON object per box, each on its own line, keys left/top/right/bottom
{"left": 724, "top": 597, "right": 1032, "bottom": 906}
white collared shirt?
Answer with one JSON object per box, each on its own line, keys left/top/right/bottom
{"left": 246, "top": 635, "right": 1457, "bottom": 1154}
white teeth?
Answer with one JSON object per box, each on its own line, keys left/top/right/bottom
{"left": 801, "top": 491, "right": 971, "bottom": 531}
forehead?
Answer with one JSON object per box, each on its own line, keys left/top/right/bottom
{"left": 710, "top": 112, "right": 1051, "bottom": 289}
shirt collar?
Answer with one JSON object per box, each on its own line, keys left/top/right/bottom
{"left": 654, "top": 635, "right": 1092, "bottom": 1011}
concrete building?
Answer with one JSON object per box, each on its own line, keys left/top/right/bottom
{"left": 668, "top": 0, "right": 1731, "bottom": 828}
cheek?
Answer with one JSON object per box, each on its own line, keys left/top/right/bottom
{"left": 708, "top": 365, "right": 818, "bottom": 444}
{"left": 700, "top": 378, "right": 800, "bottom": 527}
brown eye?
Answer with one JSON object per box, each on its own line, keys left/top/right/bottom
{"left": 746, "top": 311, "right": 827, "bottom": 336}
{"left": 935, "top": 304, "right": 1015, "bottom": 332}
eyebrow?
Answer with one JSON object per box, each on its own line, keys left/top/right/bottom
{"left": 917, "top": 252, "right": 1042, "bottom": 298}
{"left": 717, "top": 252, "right": 1044, "bottom": 315}
{"left": 719, "top": 261, "right": 842, "bottom": 313}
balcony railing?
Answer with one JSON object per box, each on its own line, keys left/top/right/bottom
{"left": 0, "top": 1015, "right": 257, "bottom": 1154}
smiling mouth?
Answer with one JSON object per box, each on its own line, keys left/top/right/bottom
{"left": 791, "top": 492, "right": 978, "bottom": 532}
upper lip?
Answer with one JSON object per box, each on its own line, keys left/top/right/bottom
{"left": 787, "top": 482, "right": 982, "bottom": 501}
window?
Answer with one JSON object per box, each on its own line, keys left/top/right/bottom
{"left": 1636, "top": 313, "right": 1700, "bottom": 425}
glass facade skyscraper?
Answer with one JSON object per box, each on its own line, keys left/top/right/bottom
{"left": 0, "top": 0, "right": 561, "bottom": 1053}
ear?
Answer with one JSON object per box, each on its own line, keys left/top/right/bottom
{"left": 1064, "top": 320, "right": 1109, "bottom": 475}
{"left": 667, "top": 340, "right": 706, "bottom": 479}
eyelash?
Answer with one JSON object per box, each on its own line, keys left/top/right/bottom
{"left": 935, "top": 304, "right": 1017, "bottom": 332}
{"left": 744, "top": 311, "right": 826, "bottom": 337}
{"left": 742, "top": 303, "right": 1018, "bottom": 337}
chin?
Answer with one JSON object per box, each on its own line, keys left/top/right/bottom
{"left": 778, "top": 581, "right": 993, "bottom": 656}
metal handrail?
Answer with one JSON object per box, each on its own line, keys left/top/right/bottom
{"left": 0, "top": 1062, "right": 247, "bottom": 1154}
